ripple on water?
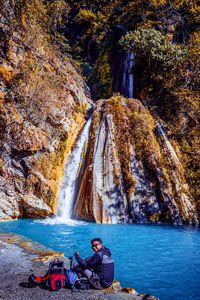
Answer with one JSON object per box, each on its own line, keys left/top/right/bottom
{"left": 0, "top": 220, "right": 200, "bottom": 300}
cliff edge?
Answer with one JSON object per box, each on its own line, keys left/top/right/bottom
{"left": 0, "top": 0, "right": 92, "bottom": 220}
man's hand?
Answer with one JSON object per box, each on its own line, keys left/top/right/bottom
{"left": 74, "top": 250, "right": 79, "bottom": 256}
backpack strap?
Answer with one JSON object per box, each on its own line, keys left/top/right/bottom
{"left": 28, "top": 273, "right": 49, "bottom": 286}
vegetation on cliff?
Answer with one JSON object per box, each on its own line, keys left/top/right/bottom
{"left": 0, "top": 0, "right": 199, "bottom": 222}
{"left": 76, "top": 95, "right": 197, "bottom": 224}
{"left": 60, "top": 0, "right": 200, "bottom": 219}
{"left": 0, "top": 0, "right": 91, "bottom": 220}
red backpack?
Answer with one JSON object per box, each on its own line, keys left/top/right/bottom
{"left": 29, "top": 259, "right": 66, "bottom": 291}
{"left": 46, "top": 259, "right": 66, "bottom": 290}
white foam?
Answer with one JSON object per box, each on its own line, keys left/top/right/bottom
{"left": 34, "top": 217, "right": 87, "bottom": 226}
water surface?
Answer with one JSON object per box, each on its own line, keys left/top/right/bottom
{"left": 0, "top": 219, "right": 199, "bottom": 300}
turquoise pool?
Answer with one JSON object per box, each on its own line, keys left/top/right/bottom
{"left": 0, "top": 219, "right": 199, "bottom": 300}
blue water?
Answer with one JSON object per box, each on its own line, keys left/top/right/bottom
{"left": 0, "top": 219, "right": 200, "bottom": 300}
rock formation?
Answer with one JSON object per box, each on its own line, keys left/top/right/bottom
{"left": 0, "top": 1, "right": 92, "bottom": 220}
{"left": 74, "top": 95, "right": 198, "bottom": 225}
{"left": 0, "top": 1, "right": 199, "bottom": 225}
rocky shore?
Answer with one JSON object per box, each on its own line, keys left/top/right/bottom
{"left": 0, "top": 234, "right": 158, "bottom": 300}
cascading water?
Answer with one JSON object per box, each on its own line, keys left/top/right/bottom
{"left": 157, "top": 122, "right": 198, "bottom": 224}
{"left": 121, "top": 52, "right": 135, "bottom": 98}
{"left": 157, "top": 123, "right": 181, "bottom": 166}
{"left": 113, "top": 51, "right": 135, "bottom": 98}
{"left": 112, "top": 25, "right": 135, "bottom": 98}
{"left": 45, "top": 118, "right": 92, "bottom": 225}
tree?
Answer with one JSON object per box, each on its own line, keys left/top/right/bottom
{"left": 119, "top": 28, "right": 186, "bottom": 92}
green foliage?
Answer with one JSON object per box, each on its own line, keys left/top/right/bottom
{"left": 55, "top": 0, "right": 200, "bottom": 97}
{"left": 183, "top": 32, "right": 200, "bottom": 91}
{"left": 81, "top": 62, "right": 94, "bottom": 78}
{"left": 120, "top": 28, "right": 186, "bottom": 91}
{"left": 121, "top": 28, "right": 185, "bottom": 67}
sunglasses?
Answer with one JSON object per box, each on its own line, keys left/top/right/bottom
{"left": 91, "top": 243, "right": 100, "bottom": 249}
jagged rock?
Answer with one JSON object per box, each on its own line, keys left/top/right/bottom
{"left": 121, "top": 287, "right": 138, "bottom": 295}
{"left": 0, "top": 3, "right": 93, "bottom": 221}
{"left": 12, "top": 125, "right": 48, "bottom": 152}
{"left": 74, "top": 100, "right": 129, "bottom": 223}
{"left": 21, "top": 194, "right": 52, "bottom": 218}
{"left": 74, "top": 95, "right": 198, "bottom": 225}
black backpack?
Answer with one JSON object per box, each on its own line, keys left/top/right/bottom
{"left": 75, "top": 277, "right": 91, "bottom": 290}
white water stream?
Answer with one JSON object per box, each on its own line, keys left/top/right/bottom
{"left": 122, "top": 52, "right": 134, "bottom": 98}
{"left": 41, "top": 118, "right": 92, "bottom": 225}
{"left": 157, "top": 122, "right": 198, "bottom": 223}
{"left": 157, "top": 123, "right": 181, "bottom": 166}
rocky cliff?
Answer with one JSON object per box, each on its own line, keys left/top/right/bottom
{"left": 74, "top": 95, "right": 198, "bottom": 225}
{"left": 0, "top": 1, "right": 92, "bottom": 220}
{"left": 0, "top": 1, "right": 199, "bottom": 225}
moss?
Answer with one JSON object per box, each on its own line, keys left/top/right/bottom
{"left": 104, "top": 95, "right": 185, "bottom": 223}
{"left": 148, "top": 213, "right": 159, "bottom": 222}
{"left": 24, "top": 110, "right": 86, "bottom": 213}
{"left": 47, "top": 113, "right": 86, "bottom": 212}
{"left": 105, "top": 95, "right": 136, "bottom": 200}
{"left": 92, "top": 110, "right": 101, "bottom": 130}
{"left": 0, "top": 65, "right": 15, "bottom": 82}
{"left": 161, "top": 88, "right": 200, "bottom": 216}
{"left": 95, "top": 50, "right": 113, "bottom": 99}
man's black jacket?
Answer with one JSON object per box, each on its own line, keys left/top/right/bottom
{"left": 75, "top": 246, "right": 114, "bottom": 288}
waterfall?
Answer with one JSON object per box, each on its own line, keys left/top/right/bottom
{"left": 113, "top": 51, "right": 135, "bottom": 98}
{"left": 43, "top": 118, "right": 92, "bottom": 225}
{"left": 157, "top": 122, "right": 199, "bottom": 224}
{"left": 112, "top": 25, "right": 135, "bottom": 98}
{"left": 121, "top": 52, "right": 135, "bottom": 98}
{"left": 157, "top": 123, "right": 181, "bottom": 166}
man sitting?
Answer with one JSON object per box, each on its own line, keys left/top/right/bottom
{"left": 73, "top": 238, "right": 114, "bottom": 289}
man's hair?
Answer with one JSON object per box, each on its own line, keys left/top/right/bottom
{"left": 91, "top": 238, "right": 102, "bottom": 244}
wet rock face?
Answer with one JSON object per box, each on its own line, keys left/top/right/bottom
{"left": 0, "top": 3, "right": 92, "bottom": 220}
{"left": 75, "top": 96, "right": 199, "bottom": 225}
{"left": 74, "top": 100, "right": 128, "bottom": 223}
{"left": 92, "top": 112, "right": 128, "bottom": 223}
